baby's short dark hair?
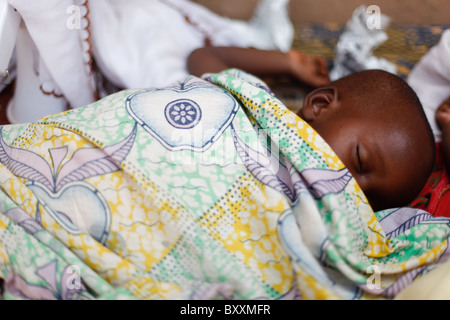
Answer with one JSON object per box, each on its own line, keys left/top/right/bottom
{"left": 330, "top": 69, "right": 436, "bottom": 208}
{"left": 333, "top": 69, "right": 436, "bottom": 161}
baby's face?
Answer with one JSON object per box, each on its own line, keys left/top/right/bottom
{"left": 297, "top": 90, "right": 430, "bottom": 211}
{"left": 307, "top": 111, "right": 418, "bottom": 211}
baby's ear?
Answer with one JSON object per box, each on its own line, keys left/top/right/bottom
{"left": 300, "top": 87, "right": 337, "bottom": 122}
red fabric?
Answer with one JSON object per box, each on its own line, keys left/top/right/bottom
{"left": 410, "top": 142, "right": 450, "bottom": 217}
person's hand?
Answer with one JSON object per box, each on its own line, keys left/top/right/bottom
{"left": 436, "top": 96, "right": 450, "bottom": 131}
{"left": 287, "top": 50, "right": 330, "bottom": 88}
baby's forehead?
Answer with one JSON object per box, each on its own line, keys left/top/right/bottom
{"left": 350, "top": 103, "right": 414, "bottom": 133}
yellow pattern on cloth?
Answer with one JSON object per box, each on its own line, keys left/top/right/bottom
{"left": 0, "top": 69, "right": 449, "bottom": 300}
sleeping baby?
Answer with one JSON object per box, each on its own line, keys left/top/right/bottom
{"left": 189, "top": 46, "right": 436, "bottom": 212}
{"left": 0, "top": 48, "right": 441, "bottom": 301}
{"left": 297, "top": 69, "right": 435, "bottom": 212}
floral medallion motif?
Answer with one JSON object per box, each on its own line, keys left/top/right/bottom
{"left": 165, "top": 99, "right": 201, "bottom": 129}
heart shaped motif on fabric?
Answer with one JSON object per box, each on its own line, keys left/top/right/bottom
{"left": 126, "top": 78, "right": 239, "bottom": 152}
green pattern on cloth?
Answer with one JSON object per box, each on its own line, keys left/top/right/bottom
{"left": 0, "top": 69, "right": 449, "bottom": 300}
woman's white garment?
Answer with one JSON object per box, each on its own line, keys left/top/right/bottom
{"left": 7, "top": 0, "right": 96, "bottom": 109}
{"left": 89, "top": 0, "right": 294, "bottom": 90}
{"left": 5, "top": 0, "right": 293, "bottom": 114}
{"left": 408, "top": 29, "right": 450, "bottom": 142}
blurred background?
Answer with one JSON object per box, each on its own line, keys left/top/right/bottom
{"left": 191, "top": 0, "right": 449, "bottom": 110}
{"left": 194, "top": 0, "right": 449, "bottom": 25}
{"left": 1, "top": 1, "right": 449, "bottom": 122}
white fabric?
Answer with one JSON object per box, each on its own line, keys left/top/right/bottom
{"left": 89, "top": 0, "right": 294, "bottom": 90}
{"left": 7, "top": 0, "right": 96, "bottom": 109}
{"left": 408, "top": 29, "right": 450, "bottom": 142}
{"left": 330, "top": 6, "right": 397, "bottom": 81}
{"left": 396, "top": 258, "right": 450, "bottom": 300}
{"left": 6, "top": 0, "right": 293, "bottom": 109}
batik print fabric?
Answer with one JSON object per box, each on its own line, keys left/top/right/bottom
{"left": 0, "top": 69, "right": 449, "bottom": 300}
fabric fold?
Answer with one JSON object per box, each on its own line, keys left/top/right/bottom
{"left": 0, "top": 69, "right": 449, "bottom": 300}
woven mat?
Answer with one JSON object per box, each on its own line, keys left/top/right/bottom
{"left": 272, "top": 23, "right": 449, "bottom": 111}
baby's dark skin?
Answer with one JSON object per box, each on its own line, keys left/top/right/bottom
{"left": 298, "top": 71, "right": 434, "bottom": 211}
{"left": 188, "top": 46, "right": 330, "bottom": 88}
{"left": 188, "top": 48, "right": 435, "bottom": 211}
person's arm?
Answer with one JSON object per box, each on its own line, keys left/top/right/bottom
{"left": 187, "top": 46, "right": 330, "bottom": 88}
{"left": 436, "top": 96, "right": 450, "bottom": 173}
